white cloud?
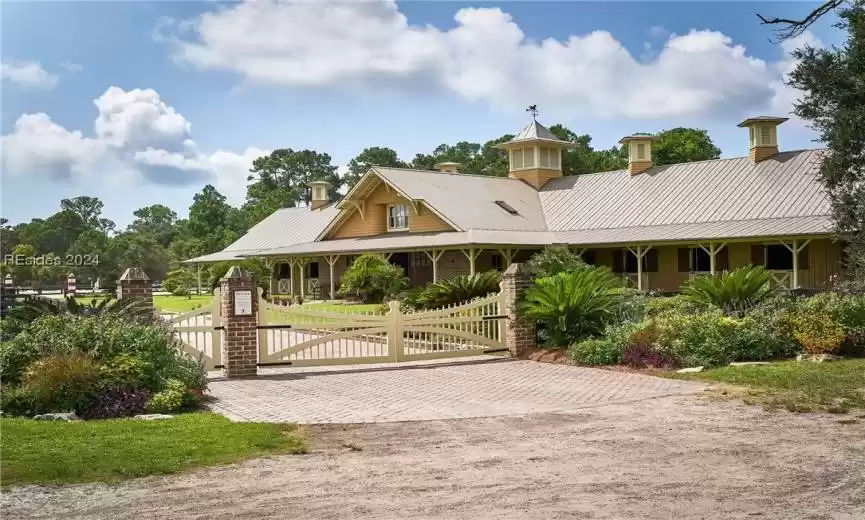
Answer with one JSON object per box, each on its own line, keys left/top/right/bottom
{"left": 166, "top": 0, "right": 796, "bottom": 119}
{"left": 1, "top": 86, "right": 264, "bottom": 202}
{"left": 60, "top": 61, "right": 83, "bottom": 73}
{"left": 94, "top": 86, "right": 192, "bottom": 149}
{"left": 0, "top": 59, "right": 58, "bottom": 90}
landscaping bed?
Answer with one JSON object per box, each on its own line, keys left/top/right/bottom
{"left": 0, "top": 413, "right": 306, "bottom": 486}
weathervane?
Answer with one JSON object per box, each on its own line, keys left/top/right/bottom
{"left": 526, "top": 104, "right": 539, "bottom": 121}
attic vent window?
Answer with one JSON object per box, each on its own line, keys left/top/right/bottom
{"left": 495, "top": 200, "right": 518, "bottom": 215}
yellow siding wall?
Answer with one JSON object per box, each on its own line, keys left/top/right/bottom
{"left": 328, "top": 181, "right": 453, "bottom": 239}
{"left": 585, "top": 238, "right": 843, "bottom": 291}
{"left": 410, "top": 205, "right": 452, "bottom": 233}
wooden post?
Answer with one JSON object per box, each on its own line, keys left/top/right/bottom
{"left": 627, "top": 246, "right": 651, "bottom": 292}
{"left": 388, "top": 300, "right": 404, "bottom": 362}
{"left": 197, "top": 264, "right": 202, "bottom": 295}
{"left": 461, "top": 248, "right": 481, "bottom": 275}
{"left": 498, "top": 248, "right": 516, "bottom": 268}
{"left": 325, "top": 255, "right": 340, "bottom": 299}
{"left": 782, "top": 239, "right": 810, "bottom": 290}
{"left": 298, "top": 258, "right": 307, "bottom": 300}
{"left": 424, "top": 250, "right": 445, "bottom": 282}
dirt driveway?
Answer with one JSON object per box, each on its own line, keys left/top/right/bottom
{"left": 4, "top": 393, "right": 864, "bottom": 520}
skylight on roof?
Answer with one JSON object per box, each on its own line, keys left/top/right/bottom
{"left": 495, "top": 200, "right": 518, "bottom": 215}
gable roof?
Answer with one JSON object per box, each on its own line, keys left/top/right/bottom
{"left": 539, "top": 149, "right": 830, "bottom": 242}
{"left": 372, "top": 167, "right": 548, "bottom": 231}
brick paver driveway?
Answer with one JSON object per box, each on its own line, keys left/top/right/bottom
{"left": 206, "top": 357, "right": 703, "bottom": 423}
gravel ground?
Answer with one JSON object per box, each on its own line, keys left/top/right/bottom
{"left": 3, "top": 394, "right": 864, "bottom": 520}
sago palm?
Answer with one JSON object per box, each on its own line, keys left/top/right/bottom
{"left": 417, "top": 271, "right": 501, "bottom": 308}
{"left": 680, "top": 265, "right": 776, "bottom": 316}
{"left": 519, "top": 267, "right": 623, "bottom": 346}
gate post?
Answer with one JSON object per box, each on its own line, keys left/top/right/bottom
{"left": 501, "top": 263, "right": 536, "bottom": 357}
{"left": 219, "top": 266, "right": 258, "bottom": 378}
{"left": 118, "top": 267, "right": 155, "bottom": 318}
{"left": 388, "top": 300, "right": 405, "bottom": 362}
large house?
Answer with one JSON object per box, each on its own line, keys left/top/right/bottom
{"left": 189, "top": 116, "right": 844, "bottom": 299}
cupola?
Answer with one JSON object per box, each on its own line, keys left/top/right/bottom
{"left": 737, "top": 116, "right": 788, "bottom": 163}
{"left": 619, "top": 134, "right": 660, "bottom": 176}
{"left": 496, "top": 107, "right": 576, "bottom": 189}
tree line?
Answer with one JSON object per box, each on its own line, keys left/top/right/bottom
{"left": 0, "top": 124, "right": 723, "bottom": 289}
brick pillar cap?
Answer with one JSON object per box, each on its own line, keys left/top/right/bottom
{"left": 221, "top": 265, "right": 252, "bottom": 281}
{"left": 502, "top": 262, "right": 531, "bottom": 277}
{"left": 119, "top": 267, "right": 150, "bottom": 282}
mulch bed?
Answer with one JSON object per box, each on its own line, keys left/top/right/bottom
{"left": 518, "top": 347, "right": 666, "bottom": 376}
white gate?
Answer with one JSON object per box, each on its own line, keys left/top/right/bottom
{"left": 257, "top": 292, "right": 507, "bottom": 367}
{"left": 166, "top": 288, "right": 221, "bottom": 370}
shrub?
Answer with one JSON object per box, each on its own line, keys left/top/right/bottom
{"left": 0, "top": 386, "right": 39, "bottom": 417}
{"left": 162, "top": 269, "right": 196, "bottom": 293}
{"left": 519, "top": 267, "right": 622, "bottom": 346}
{"left": 100, "top": 354, "right": 151, "bottom": 391}
{"left": 654, "top": 310, "right": 740, "bottom": 367}
{"left": 0, "top": 314, "right": 206, "bottom": 393}
{"left": 146, "top": 379, "right": 187, "bottom": 413}
{"left": 681, "top": 266, "right": 776, "bottom": 316}
{"left": 644, "top": 295, "right": 701, "bottom": 317}
{"left": 746, "top": 296, "right": 800, "bottom": 358}
{"left": 337, "top": 254, "right": 407, "bottom": 304}
{"left": 172, "top": 286, "right": 190, "bottom": 297}
{"left": 80, "top": 388, "right": 151, "bottom": 419}
{"left": 568, "top": 338, "right": 621, "bottom": 365}
{"left": 22, "top": 353, "right": 102, "bottom": 413}
{"left": 526, "top": 247, "right": 589, "bottom": 279}
{"left": 620, "top": 321, "right": 678, "bottom": 369}
{"left": 416, "top": 271, "right": 500, "bottom": 309}
{"left": 790, "top": 312, "right": 846, "bottom": 355}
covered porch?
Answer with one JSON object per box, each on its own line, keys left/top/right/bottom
{"left": 257, "top": 246, "right": 538, "bottom": 300}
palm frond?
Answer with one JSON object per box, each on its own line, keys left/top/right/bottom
{"left": 680, "top": 266, "right": 776, "bottom": 316}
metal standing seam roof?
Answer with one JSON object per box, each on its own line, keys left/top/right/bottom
{"left": 189, "top": 148, "right": 832, "bottom": 262}
{"left": 539, "top": 149, "right": 830, "bottom": 232}
{"left": 184, "top": 205, "right": 340, "bottom": 263}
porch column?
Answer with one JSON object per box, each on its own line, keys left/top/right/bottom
{"left": 782, "top": 239, "right": 811, "bottom": 290}
{"left": 424, "top": 250, "right": 445, "bottom": 282}
{"left": 626, "top": 245, "right": 651, "bottom": 292}
{"left": 498, "top": 248, "right": 516, "bottom": 268}
{"left": 264, "top": 258, "right": 274, "bottom": 298}
{"left": 297, "top": 258, "right": 308, "bottom": 300}
{"left": 324, "top": 255, "right": 340, "bottom": 299}
{"left": 461, "top": 248, "right": 481, "bottom": 275}
{"left": 288, "top": 259, "right": 296, "bottom": 298}
{"left": 196, "top": 263, "right": 202, "bottom": 295}
{"left": 698, "top": 242, "right": 727, "bottom": 275}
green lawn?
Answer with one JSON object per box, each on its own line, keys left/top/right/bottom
{"left": 669, "top": 359, "right": 865, "bottom": 413}
{"left": 153, "top": 294, "right": 213, "bottom": 313}
{"left": 0, "top": 413, "right": 306, "bottom": 487}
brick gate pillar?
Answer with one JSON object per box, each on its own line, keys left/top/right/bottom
{"left": 219, "top": 266, "right": 258, "bottom": 378}
{"left": 501, "top": 262, "right": 536, "bottom": 357}
{"left": 118, "top": 267, "right": 154, "bottom": 318}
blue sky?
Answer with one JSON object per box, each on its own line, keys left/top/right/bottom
{"left": 1, "top": 1, "right": 840, "bottom": 227}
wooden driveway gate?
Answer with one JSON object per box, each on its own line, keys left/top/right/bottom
{"left": 168, "top": 289, "right": 508, "bottom": 370}
{"left": 257, "top": 292, "right": 508, "bottom": 367}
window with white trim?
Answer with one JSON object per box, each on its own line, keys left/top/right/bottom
{"left": 636, "top": 143, "right": 646, "bottom": 160}
{"left": 387, "top": 204, "right": 409, "bottom": 230}
{"left": 510, "top": 149, "right": 523, "bottom": 169}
